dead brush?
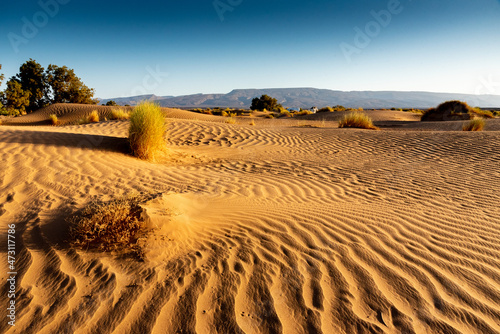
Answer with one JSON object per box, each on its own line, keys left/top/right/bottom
{"left": 68, "top": 194, "right": 157, "bottom": 255}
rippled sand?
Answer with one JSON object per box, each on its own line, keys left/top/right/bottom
{"left": 1, "top": 105, "right": 499, "bottom": 333}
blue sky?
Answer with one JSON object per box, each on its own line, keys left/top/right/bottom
{"left": 1, "top": 0, "right": 500, "bottom": 98}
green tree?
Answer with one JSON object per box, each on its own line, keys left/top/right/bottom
{"left": 16, "top": 59, "right": 49, "bottom": 112}
{"left": 250, "top": 94, "right": 282, "bottom": 111}
{"left": 46, "top": 65, "right": 97, "bottom": 104}
{"left": 105, "top": 100, "right": 118, "bottom": 106}
{"left": 3, "top": 79, "right": 31, "bottom": 116}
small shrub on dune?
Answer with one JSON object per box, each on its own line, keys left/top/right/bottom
{"left": 295, "top": 110, "right": 314, "bottom": 116}
{"left": 68, "top": 194, "right": 156, "bottom": 254}
{"left": 318, "top": 106, "right": 333, "bottom": 113}
{"left": 129, "top": 101, "right": 166, "bottom": 161}
{"left": 110, "top": 108, "right": 130, "bottom": 120}
{"left": 463, "top": 119, "right": 485, "bottom": 131}
{"left": 225, "top": 117, "right": 236, "bottom": 124}
{"left": 249, "top": 119, "right": 255, "bottom": 126}
{"left": 472, "top": 108, "right": 494, "bottom": 119}
{"left": 338, "top": 112, "right": 378, "bottom": 130}
{"left": 88, "top": 110, "right": 100, "bottom": 123}
{"left": 49, "top": 114, "right": 59, "bottom": 125}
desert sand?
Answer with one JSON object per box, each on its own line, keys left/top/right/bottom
{"left": 1, "top": 105, "right": 499, "bottom": 333}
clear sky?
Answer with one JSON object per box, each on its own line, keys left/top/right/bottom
{"left": 1, "top": 0, "right": 500, "bottom": 98}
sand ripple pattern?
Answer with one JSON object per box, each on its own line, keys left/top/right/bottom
{"left": 0, "top": 120, "right": 499, "bottom": 334}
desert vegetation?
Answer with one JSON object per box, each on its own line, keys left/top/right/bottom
{"left": 422, "top": 100, "right": 496, "bottom": 121}
{"left": 250, "top": 94, "right": 283, "bottom": 111}
{"left": 317, "top": 105, "right": 364, "bottom": 113}
{"left": 129, "top": 101, "right": 167, "bottom": 161}
{"left": 463, "top": 118, "right": 485, "bottom": 131}
{"left": 338, "top": 112, "right": 378, "bottom": 130}
{"left": 110, "top": 108, "right": 130, "bottom": 120}
{"left": 68, "top": 194, "right": 157, "bottom": 255}
{"left": 48, "top": 114, "right": 59, "bottom": 126}
{"left": 0, "top": 59, "right": 97, "bottom": 116}
{"left": 88, "top": 110, "right": 100, "bottom": 123}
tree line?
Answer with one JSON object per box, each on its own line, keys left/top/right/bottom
{"left": 0, "top": 59, "right": 97, "bottom": 116}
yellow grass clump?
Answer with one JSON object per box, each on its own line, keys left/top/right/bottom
{"left": 338, "top": 112, "right": 378, "bottom": 130}
{"left": 110, "top": 108, "right": 130, "bottom": 120}
{"left": 463, "top": 118, "right": 485, "bottom": 131}
{"left": 129, "top": 101, "right": 166, "bottom": 161}
{"left": 49, "top": 114, "right": 59, "bottom": 126}
{"left": 88, "top": 110, "right": 100, "bottom": 123}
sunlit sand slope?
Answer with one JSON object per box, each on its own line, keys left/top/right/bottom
{"left": 0, "top": 111, "right": 499, "bottom": 333}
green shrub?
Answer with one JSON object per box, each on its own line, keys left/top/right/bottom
{"left": 338, "top": 112, "right": 378, "bottom": 130}
{"left": 463, "top": 119, "right": 485, "bottom": 131}
{"left": 129, "top": 101, "right": 166, "bottom": 161}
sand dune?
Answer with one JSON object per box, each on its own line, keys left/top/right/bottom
{"left": 0, "top": 107, "right": 499, "bottom": 333}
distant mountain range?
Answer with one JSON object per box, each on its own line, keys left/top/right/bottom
{"left": 99, "top": 88, "right": 500, "bottom": 109}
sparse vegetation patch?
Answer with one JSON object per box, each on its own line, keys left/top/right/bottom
{"left": 338, "top": 112, "right": 378, "bottom": 130}
{"left": 49, "top": 114, "right": 59, "bottom": 125}
{"left": 463, "top": 119, "right": 485, "bottom": 131}
{"left": 68, "top": 194, "right": 157, "bottom": 255}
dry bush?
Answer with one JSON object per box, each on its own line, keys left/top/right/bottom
{"left": 338, "top": 112, "right": 378, "bottom": 130}
{"left": 68, "top": 194, "right": 156, "bottom": 255}
{"left": 463, "top": 118, "right": 485, "bottom": 131}
{"left": 77, "top": 118, "right": 90, "bottom": 125}
{"left": 49, "top": 114, "right": 59, "bottom": 125}
{"left": 129, "top": 101, "right": 166, "bottom": 161}
{"left": 88, "top": 110, "right": 100, "bottom": 123}
{"left": 318, "top": 106, "right": 333, "bottom": 113}
{"left": 472, "top": 108, "right": 494, "bottom": 119}
{"left": 225, "top": 117, "right": 236, "bottom": 124}
{"left": 110, "top": 108, "right": 130, "bottom": 120}
{"left": 249, "top": 119, "right": 255, "bottom": 126}
{"left": 295, "top": 110, "right": 313, "bottom": 116}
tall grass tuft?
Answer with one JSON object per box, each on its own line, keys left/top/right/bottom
{"left": 463, "top": 118, "right": 485, "bottom": 131}
{"left": 88, "top": 110, "right": 100, "bottom": 123}
{"left": 49, "top": 114, "right": 59, "bottom": 126}
{"left": 129, "top": 101, "right": 166, "bottom": 161}
{"left": 110, "top": 108, "right": 130, "bottom": 120}
{"left": 338, "top": 112, "right": 378, "bottom": 130}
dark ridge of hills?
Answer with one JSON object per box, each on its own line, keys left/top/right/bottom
{"left": 99, "top": 88, "right": 500, "bottom": 109}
